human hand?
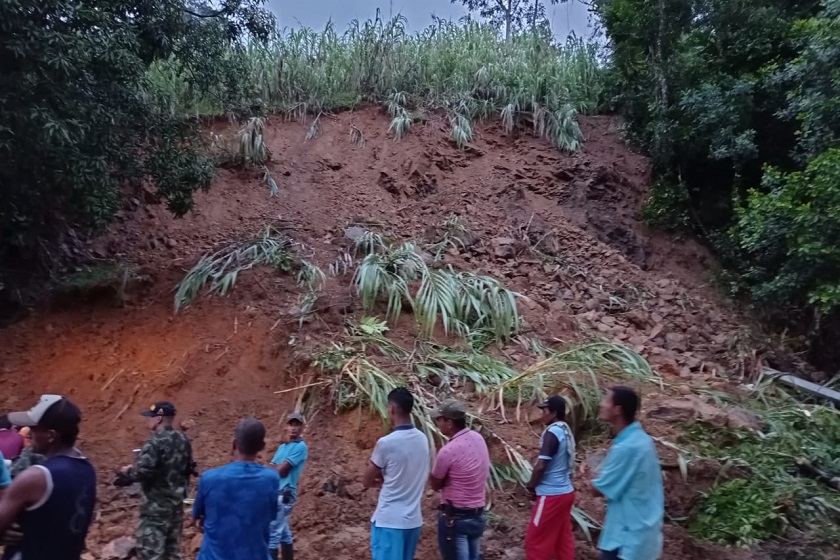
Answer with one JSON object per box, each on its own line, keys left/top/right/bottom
{"left": 120, "top": 465, "right": 132, "bottom": 475}
{"left": 1, "top": 523, "right": 23, "bottom": 546}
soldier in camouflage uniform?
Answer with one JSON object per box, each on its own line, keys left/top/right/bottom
{"left": 10, "top": 427, "right": 46, "bottom": 477}
{"left": 119, "top": 401, "right": 192, "bottom": 560}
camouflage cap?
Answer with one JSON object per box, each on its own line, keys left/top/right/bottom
{"left": 430, "top": 398, "right": 467, "bottom": 421}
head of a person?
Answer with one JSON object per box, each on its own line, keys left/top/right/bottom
{"left": 599, "top": 385, "right": 639, "bottom": 426}
{"left": 140, "top": 401, "right": 176, "bottom": 431}
{"left": 285, "top": 412, "right": 305, "bottom": 440}
{"left": 386, "top": 387, "right": 414, "bottom": 425}
{"left": 0, "top": 414, "right": 11, "bottom": 430}
{"left": 233, "top": 417, "right": 266, "bottom": 457}
{"left": 8, "top": 395, "right": 82, "bottom": 455}
{"left": 537, "top": 395, "right": 567, "bottom": 425}
{"left": 431, "top": 399, "right": 467, "bottom": 437}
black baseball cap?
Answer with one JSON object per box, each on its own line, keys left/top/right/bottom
{"left": 537, "top": 395, "right": 566, "bottom": 414}
{"left": 141, "top": 401, "right": 177, "bottom": 417}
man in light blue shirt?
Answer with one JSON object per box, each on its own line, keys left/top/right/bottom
{"left": 594, "top": 386, "right": 663, "bottom": 560}
{"left": 268, "top": 412, "right": 308, "bottom": 560}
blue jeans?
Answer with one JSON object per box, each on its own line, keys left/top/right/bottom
{"left": 599, "top": 550, "right": 620, "bottom": 560}
{"left": 370, "top": 523, "right": 422, "bottom": 560}
{"left": 437, "top": 512, "right": 486, "bottom": 560}
{"left": 268, "top": 495, "right": 295, "bottom": 549}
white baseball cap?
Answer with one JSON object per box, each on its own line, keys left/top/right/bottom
{"left": 8, "top": 395, "right": 70, "bottom": 428}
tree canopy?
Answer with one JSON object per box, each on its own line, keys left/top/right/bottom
{"left": 0, "top": 0, "right": 274, "bottom": 288}
{"left": 595, "top": 0, "right": 840, "bottom": 368}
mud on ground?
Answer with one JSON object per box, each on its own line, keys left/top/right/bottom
{"left": 1, "top": 109, "right": 766, "bottom": 559}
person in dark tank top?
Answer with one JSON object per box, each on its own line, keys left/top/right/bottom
{"left": 0, "top": 395, "right": 97, "bottom": 560}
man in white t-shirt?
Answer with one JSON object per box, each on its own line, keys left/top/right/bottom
{"left": 362, "top": 387, "right": 430, "bottom": 560}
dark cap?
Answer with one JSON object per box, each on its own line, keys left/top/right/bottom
{"left": 141, "top": 401, "right": 177, "bottom": 417}
{"left": 287, "top": 412, "right": 305, "bottom": 424}
{"left": 8, "top": 395, "right": 81, "bottom": 430}
{"left": 537, "top": 395, "right": 566, "bottom": 415}
{"left": 430, "top": 399, "right": 467, "bottom": 421}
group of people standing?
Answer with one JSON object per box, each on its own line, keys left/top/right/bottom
{"left": 361, "top": 385, "right": 664, "bottom": 560}
{"left": 0, "top": 383, "right": 663, "bottom": 560}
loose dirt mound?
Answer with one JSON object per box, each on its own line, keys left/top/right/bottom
{"left": 0, "top": 109, "right": 763, "bottom": 559}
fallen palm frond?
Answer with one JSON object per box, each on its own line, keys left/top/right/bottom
{"left": 389, "top": 108, "right": 414, "bottom": 140}
{"left": 335, "top": 357, "right": 442, "bottom": 447}
{"left": 311, "top": 343, "right": 357, "bottom": 373}
{"left": 572, "top": 507, "right": 600, "bottom": 544}
{"left": 349, "top": 125, "right": 366, "bottom": 147}
{"left": 354, "top": 239, "right": 522, "bottom": 342}
{"left": 353, "top": 243, "right": 426, "bottom": 322}
{"left": 304, "top": 112, "right": 322, "bottom": 142}
{"left": 415, "top": 347, "right": 518, "bottom": 394}
{"left": 492, "top": 342, "right": 660, "bottom": 427}
{"left": 237, "top": 117, "right": 269, "bottom": 164}
{"left": 295, "top": 260, "right": 326, "bottom": 325}
{"left": 262, "top": 166, "right": 278, "bottom": 197}
{"left": 427, "top": 215, "right": 470, "bottom": 260}
{"left": 349, "top": 317, "right": 406, "bottom": 360}
{"left": 353, "top": 230, "right": 389, "bottom": 257}
{"left": 328, "top": 250, "right": 354, "bottom": 276}
{"left": 174, "top": 227, "right": 294, "bottom": 311}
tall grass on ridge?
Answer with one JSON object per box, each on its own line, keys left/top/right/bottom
{"left": 148, "top": 13, "right": 603, "bottom": 151}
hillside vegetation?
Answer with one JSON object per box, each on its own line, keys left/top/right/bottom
{"left": 594, "top": 0, "right": 840, "bottom": 369}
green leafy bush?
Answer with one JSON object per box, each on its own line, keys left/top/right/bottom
{"left": 0, "top": 0, "right": 274, "bottom": 292}
{"left": 734, "top": 149, "right": 840, "bottom": 315}
{"left": 690, "top": 478, "right": 786, "bottom": 546}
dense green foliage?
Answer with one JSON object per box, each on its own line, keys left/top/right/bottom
{"left": 451, "top": 0, "right": 560, "bottom": 41}
{"left": 0, "top": 0, "right": 274, "bottom": 292}
{"left": 685, "top": 393, "right": 840, "bottom": 547}
{"left": 152, "top": 15, "right": 603, "bottom": 150}
{"left": 0, "top": 7, "right": 601, "bottom": 299}
{"left": 596, "top": 0, "right": 840, "bottom": 365}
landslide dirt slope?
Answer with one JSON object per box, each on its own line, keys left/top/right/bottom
{"left": 1, "top": 108, "right": 759, "bottom": 559}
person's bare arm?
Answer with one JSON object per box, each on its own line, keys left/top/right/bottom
{"left": 272, "top": 461, "right": 292, "bottom": 478}
{"left": 0, "top": 467, "right": 46, "bottom": 536}
{"left": 362, "top": 461, "right": 383, "bottom": 488}
{"left": 526, "top": 431, "right": 560, "bottom": 492}
{"left": 428, "top": 474, "right": 445, "bottom": 491}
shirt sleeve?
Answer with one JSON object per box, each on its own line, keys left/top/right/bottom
{"left": 538, "top": 431, "right": 560, "bottom": 461}
{"left": 593, "top": 443, "right": 636, "bottom": 501}
{"left": 129, "top": 438, "right": 159, "bottom": 482}
{"left": 431, "top": 445, "right": 452, "bottom": 480}
{"left": 284, "top": 443, "right": 308, "bottom": 467}
{"left": 370, "top": 438, "right": 386, "bottom": 469}
{"left": 269, "top": 444, "right": 283, "bottom": 465}
{"left": 0, "top": 451, "right": 11, "bottom": 488}
{"left": 192, "top": 474, "right": 206, "bottom": 519}
{"left": 269, "top": 472, "right": 280, "bottom": 517}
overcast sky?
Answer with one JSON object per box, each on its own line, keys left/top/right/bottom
{"left": 267, "top": 0, "right": 596, "bottom": 40}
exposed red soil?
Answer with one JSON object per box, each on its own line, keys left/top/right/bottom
{"left": 0, "top": 108, "right": 767, "bottom": 559}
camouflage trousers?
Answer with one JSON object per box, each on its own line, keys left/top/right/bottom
{"left": 136, "top": 508, "right": 183, "bottom": 560}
